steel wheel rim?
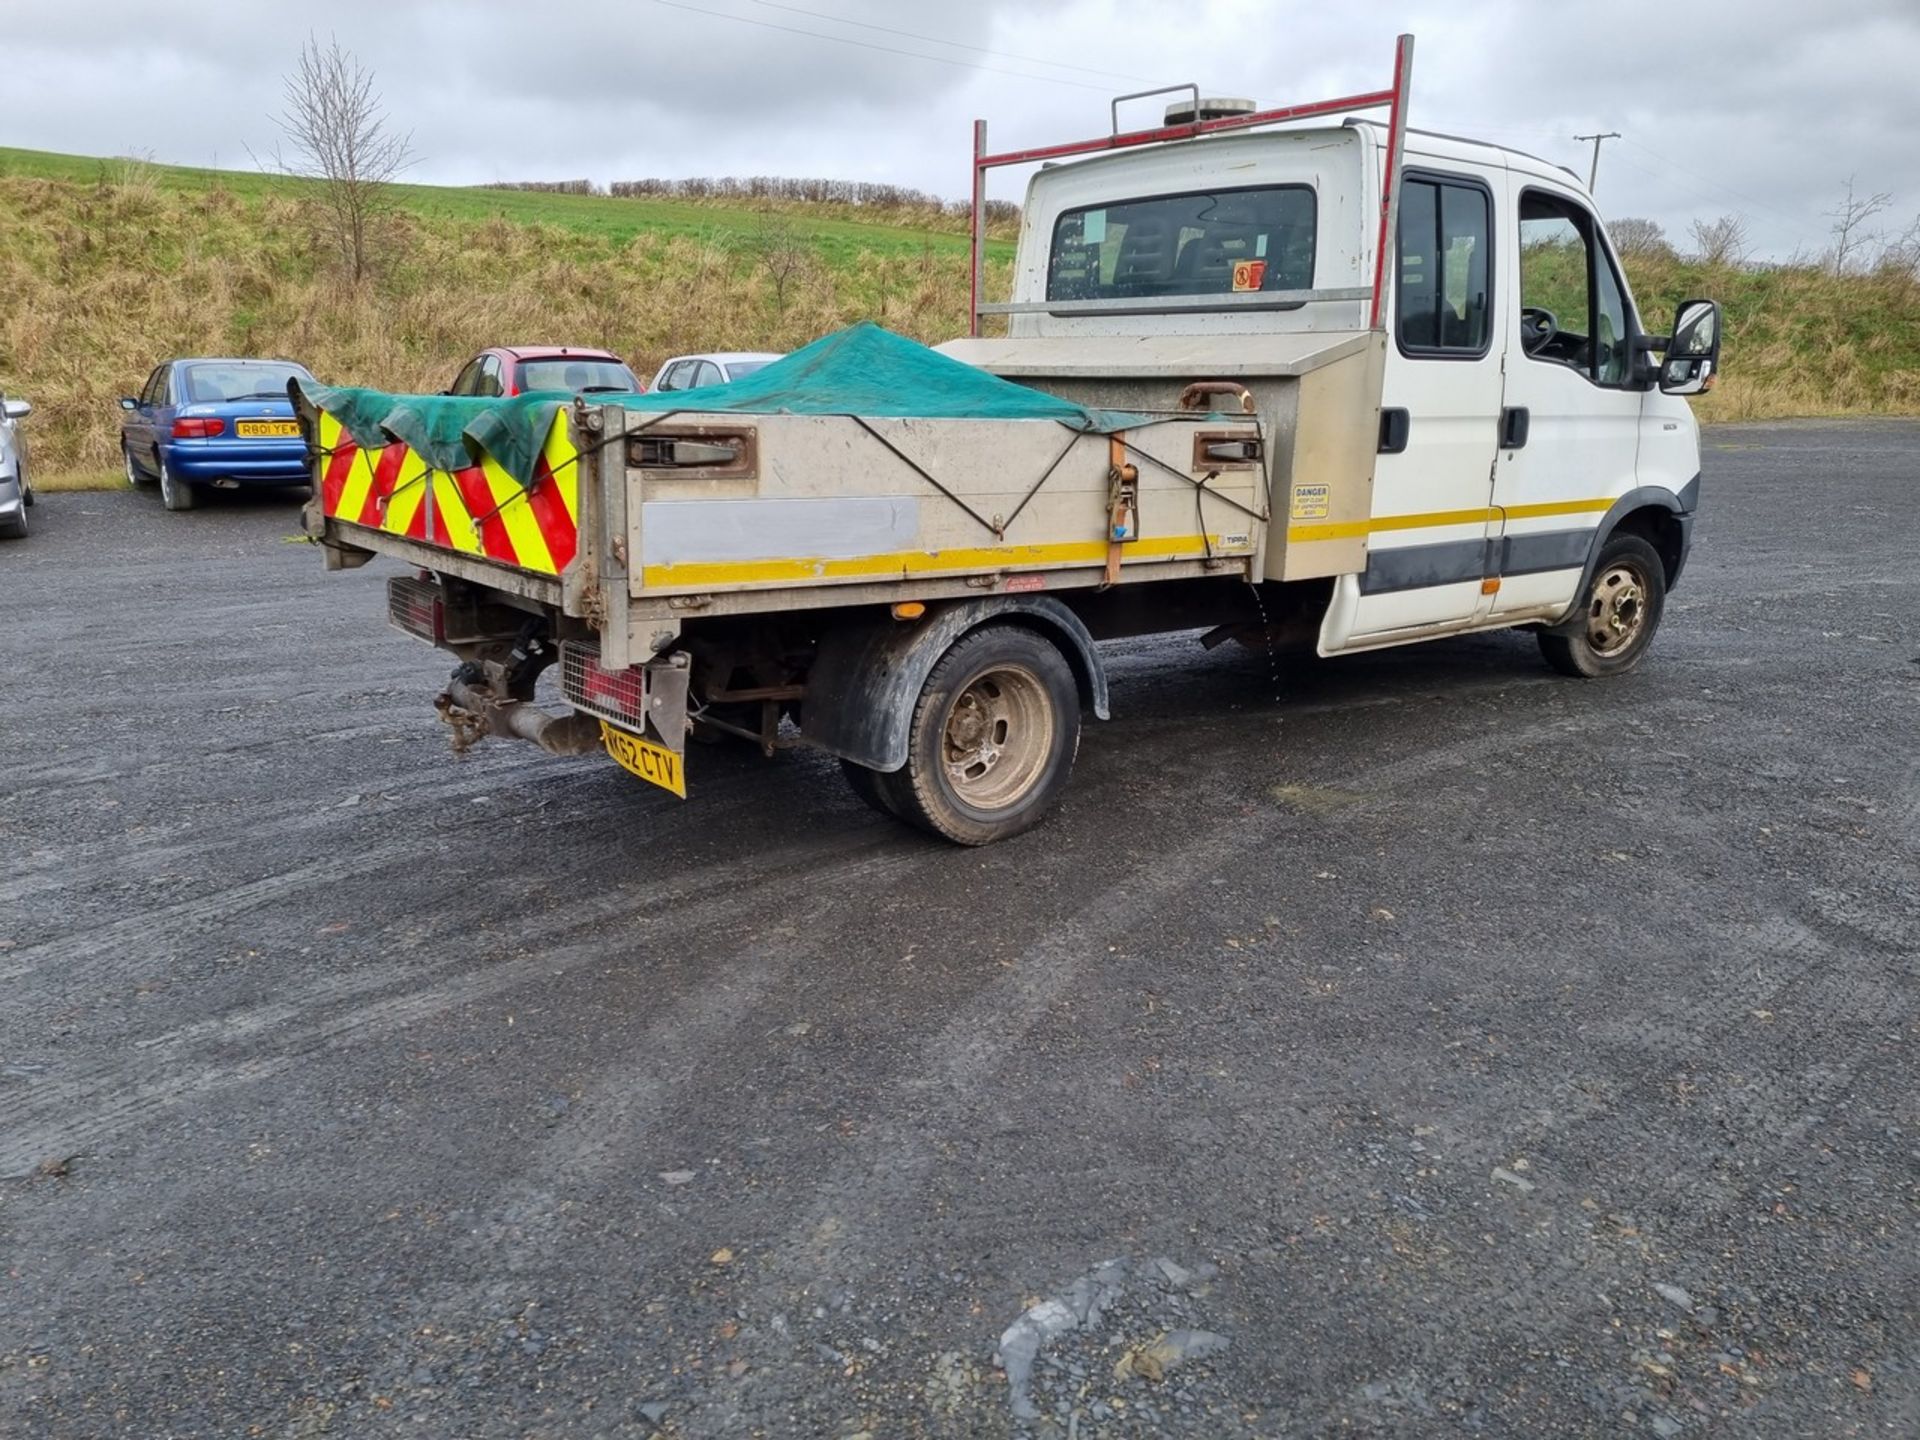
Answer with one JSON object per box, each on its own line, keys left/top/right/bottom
{"left": 941, "top": 664, "right": 1053, "bottom": 811}
{"left": 124, "top": 446, "right": 137, "bottom": 486}
{"left": 1586, "top": 559, "right": 1650, "bottom": 656}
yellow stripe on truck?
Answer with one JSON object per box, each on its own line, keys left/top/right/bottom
{"left": 1287, "top": 496, "right": 1614, "bottom": 545}
{"left": 641, "top": 533, "right": 1239, "bottom": 589}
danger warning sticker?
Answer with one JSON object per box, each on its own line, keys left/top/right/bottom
{"left": 1290, "top": 483, "right": 1331, "bottom": 520}
{"left": 1231, "top": 259, "right": 1267, "bottom": 292}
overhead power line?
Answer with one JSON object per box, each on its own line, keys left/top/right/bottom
{"left": 739, "top": 0, "right": 1155, "bottom": 84}
{"left": 642, "top": 0, "right": 1115, "bottom": 92}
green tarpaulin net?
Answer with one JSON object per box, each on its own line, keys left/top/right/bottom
{"left": 298, "top": 322, "right": 1168, "bottom": 488}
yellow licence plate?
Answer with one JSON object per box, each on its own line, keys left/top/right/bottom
{"left": 236, "top": 420, "right": 300, "bottom": 438}
{"left": 600, "top": 721, "right": 687, "bottom": 798}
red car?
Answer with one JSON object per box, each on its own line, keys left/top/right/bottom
{"left": 445, "top": 345, "right": 643, "bottom": 399}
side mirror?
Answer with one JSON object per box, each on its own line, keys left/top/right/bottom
{"left": 119, "top": 396, "right": 139, "bottom": 411}
{"left": 1658, "top": 298, "right": 1722, "bottom": 396}
{"left": 2, "top": 398, "right": 30, "bottom": 421}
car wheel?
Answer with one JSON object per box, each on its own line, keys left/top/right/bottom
{"left": 0, "top": 490, "right": 24, "bottom": 540}
{"left": 124, "top": 442, "right": 153, "bottom": 488}
{"left": 158, "top": 455, "right": 199, "bottom": 512}
{"left": 879, "top": 625, "right": 1081, "bottom": 845}
{"left": 1538, "top": 533, "right": 1667, "bottom": 678}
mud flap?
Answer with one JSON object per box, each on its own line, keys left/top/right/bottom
{"left": 803, "top": 596, "right": 1110, "bottom": 772}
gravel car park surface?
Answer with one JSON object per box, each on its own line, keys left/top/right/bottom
{"left": 2, "top": 421, "right": 1915, "bottom": 1439}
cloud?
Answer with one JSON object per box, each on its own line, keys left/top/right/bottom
{"left": 5, "top": 0, "right": 1918, "bottom": 260}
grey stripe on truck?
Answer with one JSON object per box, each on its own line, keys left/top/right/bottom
{"left": 1360, "top": 529, "right": 1595, "bottom": 595}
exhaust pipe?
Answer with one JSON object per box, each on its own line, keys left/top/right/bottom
{"left": 437, "top": 678, "right": 602, "bottom": 756}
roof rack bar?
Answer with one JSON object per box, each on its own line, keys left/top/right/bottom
{"left": 968, "top": 34, "right": 1414, "bottom": 337}
{"left": 1109, "top": 84, "right": 1200, "bottom": 138}
{"left": 1368, "top": 35, "right": 1415, "bottom": 331}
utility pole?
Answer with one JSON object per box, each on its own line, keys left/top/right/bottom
{"left": 1574, "top": 131, "right": 1621, "bottom": 192}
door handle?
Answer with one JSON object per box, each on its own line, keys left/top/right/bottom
{"left": 1377, "top": 407, "right": 1410, "bottom": 454}
{"left": 1499, "top": 406, "right": 1530, "bottom": 449}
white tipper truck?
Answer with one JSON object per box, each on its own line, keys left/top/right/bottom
{"left": 301, "top": 35, "right": 1722, "bottom": 844}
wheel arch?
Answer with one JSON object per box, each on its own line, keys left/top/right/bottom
{"left": 1547, "top": 477, "right": 1698, "bottom": 631}
{"left": 803, "top": 596, "right": 1110, "bottom": 773}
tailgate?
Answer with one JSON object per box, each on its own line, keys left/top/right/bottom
{"left": 310, "top": 407, "right": 583, "bottom": 578}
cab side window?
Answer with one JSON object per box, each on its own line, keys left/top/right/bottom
{"left": 476, "top": 356, "right": 505, "bottom": 398}
{"left": 450, "top": 360, "right": 483, "bottom": 396}
{"left": 1519, "top": 190, "right": 1635, "bottom": 386}
{"left": 142, "top": 366, "right": 170, "bottom": 406}
{"left": 1396, "top": 173, "right": 1492, "bottom": 357}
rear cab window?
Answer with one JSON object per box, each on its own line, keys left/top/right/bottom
{"left": 1047, "top": 185, "right": 1316, "bottom": 302}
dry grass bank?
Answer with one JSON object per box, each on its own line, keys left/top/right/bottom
{"left": 3, "top": 162, "right": 1916, "bottom": 481}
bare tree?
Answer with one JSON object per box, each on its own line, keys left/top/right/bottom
{"left": 272, "top": 35, "right": 413, "bottom": 283}
{"left": 1607, "top": 216, "right": 1672, "bottom": 260}
{"left": 750, "top": 215, "right": 811, "bottom": 317}
{"left": 1688, "top": 214, "right": 1750, "bottom": 267}
{"left": 1825, "top": 175, "right": 1893, "bottom": 275}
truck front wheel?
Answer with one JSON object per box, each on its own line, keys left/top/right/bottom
{"left": 881, "top": 625, "right": 1081, "bottom": 845}
{"left": 1538, "top": 533, "right": 1667, "bottom": 678}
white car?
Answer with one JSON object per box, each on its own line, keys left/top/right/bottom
{"left": 0, "top": 389, "right": 32, "bottom": 540}
{"left": 649, "top": 351, "right": 783, "bottom": 392}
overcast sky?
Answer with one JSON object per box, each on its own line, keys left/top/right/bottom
{"left": 7, "top": 0, "right": 1918, "bottom": 261}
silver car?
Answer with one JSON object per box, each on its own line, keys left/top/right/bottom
{"left": 649, "top": 351, "right": 782, "bottom": 392}
{"left": 0, "top": 389, "right": 32, "bottom": 540}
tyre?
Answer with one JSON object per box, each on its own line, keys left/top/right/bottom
{"left": 20, "top": 465, "right": 32, "bottom": 507}
{"left": 880, "top": 625, "right": 1081, "bottom": 846}
{"left": 158, "top": 454, "right": 199, "bottom": 512}
{"left": 124, "top": 442, "right": 153, "bottom": 488}
{"left": 840, "top": 758, "right": 902, "bottom": 818}
{"left": 1539, "top": 533, "right": 1666, "bottom": 678}
{"left": 0, "top": 496, "right": 24, "bottom": 540}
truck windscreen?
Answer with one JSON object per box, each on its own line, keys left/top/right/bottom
{"left": 1046, "top": 185, "right": 1316, "bottom": 302}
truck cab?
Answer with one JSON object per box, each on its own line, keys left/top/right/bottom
{"left": 946, "top": 112, "right": 1716, "bottom": 670}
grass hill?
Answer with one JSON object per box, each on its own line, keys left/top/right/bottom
{"left": 2, "top": 144, "right": 1916, "bottom": 482}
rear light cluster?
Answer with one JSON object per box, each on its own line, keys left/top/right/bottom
{"left": 386, "top": 576, "right": 446, "bottom": 646}
{"left": 560, "top": 640, "right": 646, "bottom": 731}
{"left": 171, "top": 417, "right": 225, "bottom": 438}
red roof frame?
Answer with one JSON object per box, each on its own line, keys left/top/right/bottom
{"left": 968, "top": 34, "right": 1415, "bottom": 336}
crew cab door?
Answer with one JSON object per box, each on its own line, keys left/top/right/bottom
{"left": 1322, "top": 164, "right": 1506, "bottom": 649}
{"left": 1485, "top": 183, "right": 1642, "bottom": 619}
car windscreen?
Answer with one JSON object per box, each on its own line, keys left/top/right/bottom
{"left": 182, "top": 362, "right": 313, "bottom": 403}
{"left": 515, "top": 359, "right": 638, "bottom": 393}
{"left": 1046, "top": 185, "right": 1316, "bottom": 302}
{"left": 723, "top": 359, "right": 773, "bottom": 380}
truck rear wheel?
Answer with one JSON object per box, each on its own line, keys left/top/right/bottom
{"left": 881, "top": 625, "right": 1080, "bottom": 845}
{"left": 840, "top": 757, "right": 902, "bottom": 818}
{"left": 1538, "top": 533, "right": 1666, "bottom": 678}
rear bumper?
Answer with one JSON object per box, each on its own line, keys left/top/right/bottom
{"left": 163, "top": 438, "right": 309, "bottom": 484}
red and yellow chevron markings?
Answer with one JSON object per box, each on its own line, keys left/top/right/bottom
{"left": 315, "top": 411, "right": 580, "bottom": 575}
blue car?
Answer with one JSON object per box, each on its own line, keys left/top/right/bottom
{"left": 119, "top": 357, "right": 318, "bottom": 511}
